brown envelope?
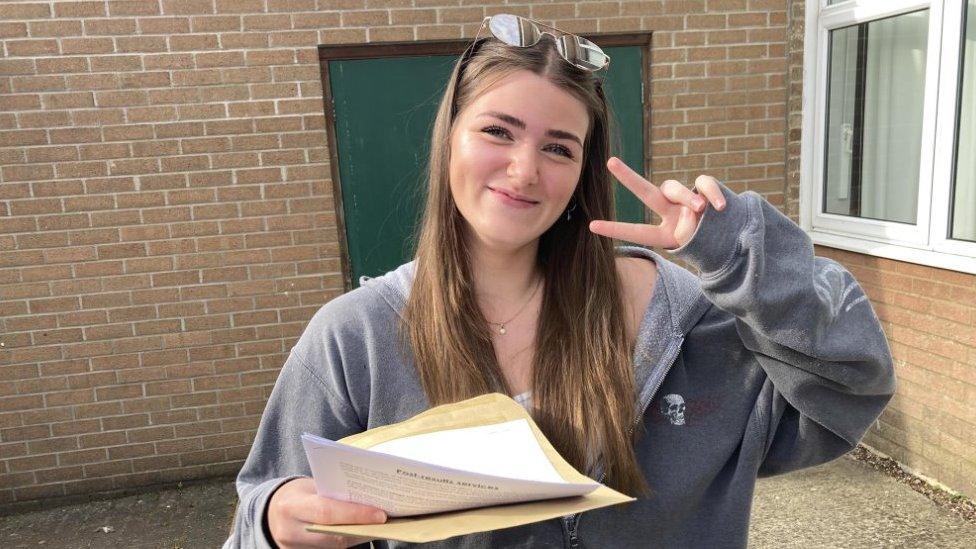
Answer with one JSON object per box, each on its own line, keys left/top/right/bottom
{"left": 305, "top": 392, "right": 636, "bottom": 543}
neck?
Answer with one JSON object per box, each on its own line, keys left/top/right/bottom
{"left": 466, "top": 233, "right": 542, "bottom": 312}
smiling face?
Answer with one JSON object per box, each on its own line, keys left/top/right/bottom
{"left": 448, "top": 69, "right": 590, "bottom": 251}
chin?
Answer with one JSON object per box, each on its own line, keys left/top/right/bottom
{"left": 469, "top": 224, "right": 541, "bottom": 251}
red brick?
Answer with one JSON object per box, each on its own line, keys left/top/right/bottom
{"left": 54, "top": 1, "right": 105, "bottom": 16}
{"left": 245, "top": 50, "right": 295, "bottom": 66}
{"left": 243, "top": 14, "right": 292, "bottom": 31}
{"left": 216, "top": 0, "right": 266, "bottom": 14}
{"left": 195, "top": 51, "right": 244, "bottom": 68}
{"left": 116, "top": 35, "right": 168, "bottom": 53}
{"left": 268, "top": 0, "right": 316, "bottom": 11}
{"left": 138, "top": 55, "right": 188, "bottom": 72}
{"left": 61, "top": 449, "right": 109, "bottom": 469}
{"left": 12, "top": 75, "right": 66, "bottom": 92}
{"left": 110, "top": 1, "right": 161, "bottom": 16}
{"left": 28, "top": 20, "right": 83, "bottom": 37}
{"left": 162, "top": 0, "right": 214, "bottom": 15}
{"left": 59, "top": 38, "right": 112, "bottom": 55}
{"left": 169, "top": 33, "right": 220, "bottom": 51}
{"left": 191, "top": 15, "right": 242, "bottom": 32}
{"left": 65, "top": 73, "right": 119, "bottom": 91}
{"left": 108, "top": 443, "right": 155, "bottom": 460}
{"left": 7, "top": 40, "right": 60, "bottom": 56}
{"left": 84, "top": 18, "right": 137, "bottom": 36}
{"left": 0, "top": 3, "right": 52, "bottom": 18}
{"left": 139, "top": 16, "right": 191, "bottom": 34}
{"left": 128, "top": 425, "right": 175, "bottom": 443}
{"left": 39, "top": 54, "right": 103, "bottom": 75}
{"left": 340, "top": 9, "right": 389, "bottom": 26}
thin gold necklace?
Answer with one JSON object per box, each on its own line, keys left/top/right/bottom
{"left": 486, "top": 277, "right": 542, "bottom": 335}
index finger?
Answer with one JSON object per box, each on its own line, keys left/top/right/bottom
{"left": 589, "top": 219, "right": 674, "bottom": 249}
{"left": 607, "top": 157, "right": 670, "bottom": 214}
{"left": 303, "top": 496, "right": 387, "bottom": 526}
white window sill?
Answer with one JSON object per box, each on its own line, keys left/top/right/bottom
{"left": 810, "top": 229, "right": 976, "bottom": 275}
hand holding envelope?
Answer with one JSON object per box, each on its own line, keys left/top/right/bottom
{"left": 267, "top": 478, "right": 385, "bottom": 548}
{"left": 300, "top": 393, "right": 636, "bottom": 544}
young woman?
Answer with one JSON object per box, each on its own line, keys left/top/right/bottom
{"left": 225, "top": 14, "right": 895, "bottom": 549}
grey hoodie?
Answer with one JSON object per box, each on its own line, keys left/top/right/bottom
{"left": 225, "top": 181, "right": 895, "bottom": 548}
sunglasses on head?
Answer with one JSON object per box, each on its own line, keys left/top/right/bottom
{"left": 450, "top": 15, "right": 610, "bottom": 119}
{"left": 465, "top": 13, "right": 611, "bottom": 72}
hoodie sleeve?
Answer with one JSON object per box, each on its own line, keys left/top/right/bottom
{"left": 223, "top": 300, "right": 368, "bottom": 548}
{"left": 666, "top": 181, "right": 896, "bottom": 477}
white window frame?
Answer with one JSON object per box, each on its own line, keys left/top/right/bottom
{"left": 800, "top": 0, "right": 976, "bottom": 274}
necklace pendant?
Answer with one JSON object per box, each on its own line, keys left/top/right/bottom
{"left": 499, "top": 325, "right": 506, "bottom": 335}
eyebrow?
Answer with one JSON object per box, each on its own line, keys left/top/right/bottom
{"left": 478, "top": 110, "right": 583, "bottom": 148}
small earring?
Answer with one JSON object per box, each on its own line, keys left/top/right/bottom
{"left": 565, "top": 200, "right": 578, "bottom": 221}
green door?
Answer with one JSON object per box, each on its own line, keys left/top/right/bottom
{"left": 329, "top": 45, "right": 647, "bottom": 288}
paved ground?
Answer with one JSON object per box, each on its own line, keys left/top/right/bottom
{"left": 2, "top": 454, "right": 974, "bottom": 548}
{"left": 750, "top": 456, "right": 976, "bottom": 548}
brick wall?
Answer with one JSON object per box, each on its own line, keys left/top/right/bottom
{"left": 785, "top": 1, "right": 976, "bottom": 498}
{"left": 2, "top": 0, "right": 794, "bottom": 508}
{"left": 784, "top": 0, "right": 801, "bottom": 222}
{"left": 836, "top": 248, "right": 976, "bottom": 499}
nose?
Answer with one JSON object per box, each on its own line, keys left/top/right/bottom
{"left": 506, "top": 144, "right": 540, "bottom": 188}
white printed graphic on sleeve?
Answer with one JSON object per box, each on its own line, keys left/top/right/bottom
{"left": 814, "top": 262, "right": 867, "bottom": 321}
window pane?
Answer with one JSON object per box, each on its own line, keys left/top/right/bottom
{"left": 951, "top": 0, "right": 976, "bottom": 242}
{"left": 823, "top": 11, "right": 929, "bottom": 224}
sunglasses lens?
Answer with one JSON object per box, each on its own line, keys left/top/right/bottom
{"left": 558, "top": 35, "right": 610, "bottom": 71}
{"left": 489, "top": 13, "right": 541, "bottom": 48}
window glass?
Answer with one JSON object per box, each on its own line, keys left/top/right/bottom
{"left": 823, "top": 10, "right": 929, "bottom": 224}
{"left": 951, "top": 0, "right": 976, "bottom": 241}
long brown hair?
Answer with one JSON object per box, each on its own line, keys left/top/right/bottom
{"left": 402, "top": 38, "right": 649, "bottom": 496}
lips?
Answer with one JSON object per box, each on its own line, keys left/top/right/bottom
{"left": 487, "top": 186, "right": 539, "bottom": 204}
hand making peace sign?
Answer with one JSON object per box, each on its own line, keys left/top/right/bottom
{"left": 589, "top": 157, "right": 727, "bottom": 250}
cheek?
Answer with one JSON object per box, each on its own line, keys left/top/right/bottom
{"left": 459, "top": 133, "right": 503, "bottom": 161}
{"left": 547, "top": 165, "right": 583, "bottom": 202}
{"left": 447, "top": 134, "right": 470, "bottom": 196}
{"left": 451, "top": 136, "right": 507, "bottom": 186}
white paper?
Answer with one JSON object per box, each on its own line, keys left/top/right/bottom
{"left": 368, "top": 418, "right": 565, "bottom": 483}
{"left": 301, "top": 419, "right": 599, "bottom": 517}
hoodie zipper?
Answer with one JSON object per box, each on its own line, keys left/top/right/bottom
{"left": 564, "top": 338, "right": 683, "bottom": 547}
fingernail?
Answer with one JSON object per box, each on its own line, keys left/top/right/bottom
{"left": 694, "top": 198, "right": 706, "bottom": 210}
{"left": 372, "top": 511, "right": 386, "bottom": 522}
{"left": 717, "top": 199, "right": 725, "bottom": 209}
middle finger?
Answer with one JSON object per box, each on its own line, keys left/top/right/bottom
{"left": 661, "top": 179, "right": 706, "bottom": 212}
{"left": 694, "top": 174, "right": 725, "bottom": 210}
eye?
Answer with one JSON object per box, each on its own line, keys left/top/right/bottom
{"left": 481, "top": 125, "right": 511, "bottom": 139}
{"left": 545, "top": 144, "right": 575, "bottom": 160}
{"left": 481, "top": 125, "right": 575, "bottom": 160}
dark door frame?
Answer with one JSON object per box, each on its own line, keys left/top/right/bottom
{"left": 318, "top": 32, "right": 654, "bottom": 291}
